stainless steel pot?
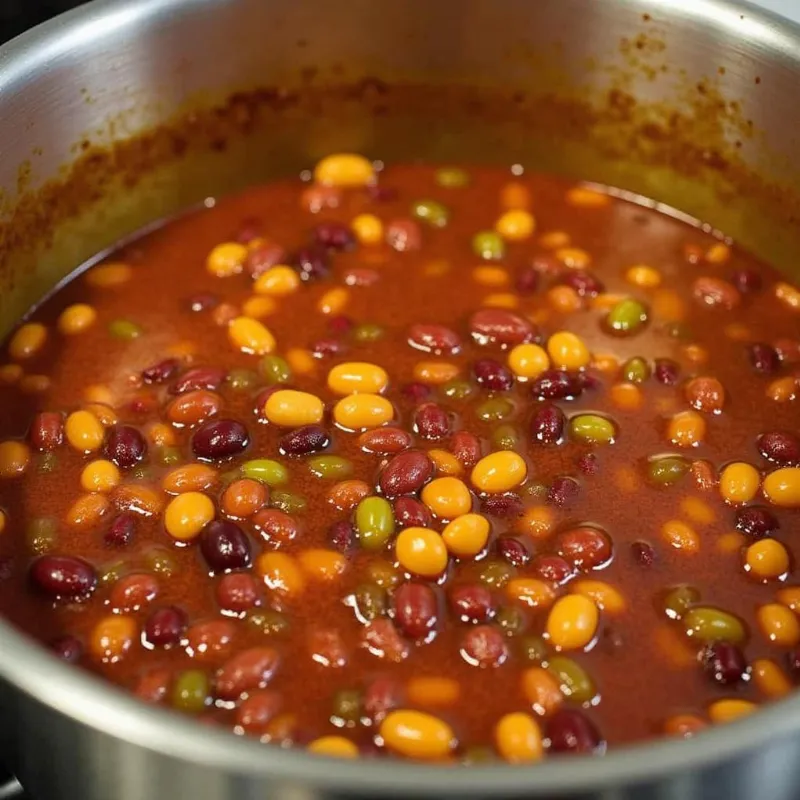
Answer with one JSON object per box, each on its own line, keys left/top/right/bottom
{"left": 1, "top": 1, "right": 800, "bottom": 798}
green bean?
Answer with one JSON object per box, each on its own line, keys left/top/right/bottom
{"left": 569, "top": 414, "right": 617, "bottom": 445}
{"left": 172, "top": 670, "right": 209, "bottom": 713}
{"left": 648, "top": 455, "right": 689, "bottom": 486}
{"left": 259, "top": 355, "right": 292, "bottom": 385}
{"left": 270, "top": 491, "right": 307, "bottom": 514}
{"left": 472, "top": 231, "right": 506, "bottom": 261}
{"left": 435, "top": 167, "right": 470, "bottom": 188}
{"left": 606, "top": 298, "right": 647, "bottom": 334}
{"left": 355, "top": 497, "right": 395, "bottom": 550}
{"left": 476, "top": 397, "right": 514, "bottom": 422}
{"left": 307, "top": 455, "right": 353, "bottom": 480}
{"left": 548, "top": 656, "right": 597, "bottom": 703}
{"left": 108, "top": 319, "right": 142, "bottom": 340}
{"left": 242, "top": 459, "right": 289, "bottom": 487}
{"left": 411, "top": 199, "right": 449, "bottom": 227}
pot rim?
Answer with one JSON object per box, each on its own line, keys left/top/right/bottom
{"left": 2, "top": 0, "right": 800, "bottom": 794}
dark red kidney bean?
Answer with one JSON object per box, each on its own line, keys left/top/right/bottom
{"left": 104, "top": 513, "right": 136, "bottom": 548}
{"left": 313, "top": 221, "right": 355, "bottom": 251}
{"left": 460, "top": 625, "right": 508, "bottom": 667}
{"left": 199, "top": 520, "right": 252, "bottom": 573}
{"left": 576, "top": 372, "right": 600, "bottom": 393}
{"left": 291, "top": 246, "right": 330, "bottom": 282}
{"left": 217, "top": 573, "right": 260, "bottom": 613}
{"left": 558, "top": 269, "right": 604, "bottom": 297}
{"left": 414, "top": 403, "right": 451, "bottom": 440}
{"left": 747, "top": 343, "right": 780, "bottom": 374}
{"left": 386, "top": 218, "right": 422, "bottom": 252}
{"left": 556, "top": 526, "right": 612, "bottom": 570}
{"left": 631, "top": 540, "right": 656, "bottom": 567}
{"left": 192, "top": 419, "right": 249, "bottom": 460}
{"left": 186, "top": 619, "right": 236, "bottom": 661}
{"left": 530, "top": 555, "right": 574, "bottom": 585}
{"left": 473, "top": 359, "right": 514, "bottom": 391}
{"left": 215, "top": 646, "right": 279, "bottom": 701}
{"left": 30, "top": 556, "right": 96, "bottom": 598}
{"left": 110, "top": 573, "right": 159, "bottom": 612}
{"left": 188, "top": 293, "right": 218, "bottom": 312}
{"left": 49, "top": 635, "right": 83, "bottom": 663}
{"left": 141, "top": 358, "right": 180, "bottom": 384}
{"left": 368, "top": 184, "right": 399, "bottom": 203}
{"left": 144, "top": 606, "right": 187, "bottom": 648}
{"left": 757, "top": 431, "right": 800, "bottom": 466}
{"left": 496, "top": 537, "right": 529, "bottom": 567}
{"left": 253, "top": 386, "right": 283, "bottom": 420}
{"left": 530, "top": 404, "right": 565, "bottom": 444}
{"left": 515, "top": 266, "right": 539, "bottom": 295}
{"left": 469, "top": 309, "right": 534, "bottom": 347}
{"left": 547, "top": 709, "right": 604, "bottom": 754}
{"left": 735, "top": 506, "right": 779, "bottom": 538}
{"left": 358, "top": 427, "right": 413, "bottom": 455}
{"left": 253, "top": 509, "right": 298, "bottom": 547}
{"left": 693, "top": 276, "right": 741, "bottom": 309}
{"left": 328, "top": 315, "right": 353, "bottom": 334}
{"left": 393, "top": 497, "right": 433, "bottom": 529}
{"left": 379, "top": 451, "right": 433, "bottom": 498}
{"left": 449, "top": 584, "right": 495, "bottom": 623}
{"left": 730, "top": 268, "right": 762, "bottom": 294}
{"left": 702, "top": 642, "right": 748, "bottom": 686}
{"left": 480, "top": 492, "right": 524, "bottom": 518}
{"left": 236, "top": 689, "right": 281, "bottom": 733}
{"left": 245, "top": 242, "right": 286, "bottom": 278}
{"left": 392, "top": 583, "right": 438, "bottom": 639}
{"left": 308, "top": 629, "right": 348, "bottom": 668}
{"left": 530, "top": 370, "right": 582, "bottom": 400}
{"left": 311, "top": 338, "right": 346, "bottom": 358}
{"left": 450, "top": 431, "right": 481, "bottom": 469}
{"left": 548, "top": 476, "right": 581, "bottom": 507}
{"left": 363, "top": 677, "right": 403, "bottom": 722}
{"left": 171, "top": 367, "right": 227, "bottom": 395}
{"left": 361, "top": 619, "right": 410, "bottom": 662}
{"left": 653, "top": 358, "right": 680, "bottom": 385}
{"left": 577, "top": 453, "right": 598, "bottom": 475}
{"left": 401, "top": 382, "right": 432, "bottom": 404}
{"left": 328, "top": 520, "right": 356, "bottom": 552}
{"left": 531, "top": 254, "right": 561, "bottom": 277}
{"left": 105, "top": 425, "right": 146, "bottom": 469}
{"left": 279, "top": 425, "right": 330, "bottom": 456}
{"left": 29, "top": 412, "right": 64, "bottom": 451}
{"left": 407, "top": 324, "right": 462, "bottom": 355}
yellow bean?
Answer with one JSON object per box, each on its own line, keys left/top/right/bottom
{"left": 506, "top": 578, "right": 555, "bottom": 609}
{"left": 379, "top": 710, "right": 455, "bottom": 760}
{"left": 495, "top": 210, "right": 536, "bottom": 242}
{"left": 625, "top": 264, "right": 662, "bottom": 288}
{"left": 307, "top": 736, "right": 358, "bottom": 759}
{"left": 9, "top": 323, "right": 47, "bottom": 360}
{"left": 719, "top": 462, "right": 760, "bottom": 505}
{"left": 752, "top": 658, "right": 792, "bottom": 698}
{"left": 763, "top": 468, "right": 800, "bottom": 507}
{"left": 314, "top": 154, "right": 375, "bottom": 187}
{"left": 206, "top": 243, "right": 247, "bottom": 277}
{"left": 546, "top": 594, "right": 598, "bottom": 650}
{"left": 708, "top": 699, "right": 756, "bottom": 724}
{"left": 80, "top": 460, "right": 121, "bottom": 493}
{"left": 253, "top": 266, "right": 301, "bottom": 297}
{"left": 546, "top": 331, "right": 590, "bottom": 370}
{"left": 241, "top": 296, "right": 278, "bottom": 319}
{"left": 318, "top": 287, "right": 349, "bottom": 316}
{"left": 85, "top": 263, "right": 132, "bottom": 287}
{"left": 757, "top": 602, "right": 800, "bottom": 646}
{"left": 412, "top": 361, "right": 460, "bottom": 385}
{"left": 0, "top": 441, "right": 31, "bottom": 478}
{"left": 65, "top": 410, "right": 105, "bottom": 453}
{"left": 256, "top": 552, "right": 305, "bottom": 596}
{"left": 327, "top": 362, "right": 389, "bottom": 395}
{"left": 58, "top": 304, "right": 97, "bottom": 335}
{"left": 395, "top": 527, "right": 449, "bottom": 577}
{"left": 351, "top": 213, "right": 383, "bottom": 245}
{"left": 495, "top": 712, "right": 543, "bottom": 763}
{"left": 66, "top": 493, "right": 111, "bottom": 528}
{"left": 745, "top": 539, "right": 789, "bottom": 579}
{"left": 507, "top": 343, "right": 549, "bottom": 379}
{"left": 420, "top": 477, "right": 472, "bottom": 519}
{"left": 228, "top": 317, "right": 276, "bottom": 355}
{"left": 471, "top": 452, "right": 527, "bottom": 493}
{"left": 333, "top": 393, "right": 394, "bottom": 430}
{"left": 164, "top": 492, "right": 215, "bottom": 541}
{"left": 572, "top": 580, "right": 626, "bottom": 613}
{"left": 264, "top": 390, "right": 324, "bottom": 427}
{"left": 442, "top": 513, "right": 490, "bottom": 557}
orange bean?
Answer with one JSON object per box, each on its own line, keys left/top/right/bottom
{"left": 66, "top": 493, "right": 111, "bottom": 528}
{"left": 327, "top": 479, "right": 371, "bottom": 510}
{"left": 162, "top": 464, "right": 219, "bottom": 494}
{"left": 406, "top": 677, "right": 461, "bottom": 707}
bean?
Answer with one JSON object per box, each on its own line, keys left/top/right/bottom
{"left": 414, "top": 403, "right": 451, "bottom": 440}
{"left": 29, "top": 412, "right": 64, "bottom": 451}
{"left": 460, "top": 624, "right": 508, "bottom": 667}
{"left": 199, "top": 520, "right": 252, "bottom": 573}
{"left": 329, "top": 479, "right": 371, "bottom": 512}
{"left": 530, "top": 555, "right": 574, "bottom": 585}
{"left": 355, "top": 497, "right": 395, "bottom": 550}
{"left": 358, "top": 427, "right": 413, "bottom": 455}
{"left": 172, "top": 670, "right": 210, "bottom": 713}
{"left": 380, "top": 710, "right": 456, "bottom": 760}
{"left": 226, "top": 369, "right": 262, "bottom": 392}
{"left": 166, "top": 390, "right": 221, "bottom": 426}
{"left": 529, "top": 369, "right": 583, "bottom": 400}
{"left": 392, "top": 582, "right": 438, "bottom": 638}
{"left": 662, "top": 585, "right": 700, "bottom": 620}
{"left": 49, "top": 635, "right": 84, "bottom": 664}
{"left": 270, "top": 490, "right": 307, "bottom": 514}
{"left": 472, "top": 230, "right": 505, "bottom": 260}
{"left": 748, "top": 343, "right": 780, "bottom": 373}
{"left": 402, "top": 382, "right": 432, "bottom": 403}
{"left": 393, "top": 496, "right": 433, "bottom": 529}
{"left": 25, "top": 517, "right": 56, "bottom": 554}
{"left": 236, "top": 689, "right": 281, "bottom": 733}
{"left": 185, "top": 619, "right": 236, "bottom": 661}
{"left": 380, "top": 451, "right": 434, "bottom": 497}
{"left": 449, "top": 584, "right": 496, "bottom": 623}
{"left": 605, "top": 298, "right": 647, "bottom": 335}
{"left": 240, "top": 458, "right": 288, "bottom": 487}
{"left": 352, "top": 583, "right": 387, "bottom": 622}
{"left": 29, "top": 555, "right": 96, "bottom": 598}
{"left": 496, "top": 537, "right": 530, "bottom": 567}
{"left": 351, "top": 322, "right": 384, "bottom": 343}
{"left": 569, "top": 414, "right": 617, "bottom": 445}
{"left": 438, "top": 379, "right": 473, "bottom": 400}
{"left": 530, "top": 404, "right": 565, "bottom": 444}
{"left": 215, "top": 646, "right": 279, "bottom": 701}
{"left": 683, "top": 606, "right": 747, "bottom": 644}
{"left": 162, "top": 464, "right": 218, "bottom": 494}
{"left": 547, "top": 476, "right": 581, "bottom": 507}
{"left": 386, "top": 218, "right": 422, "bottom": 251}
{"left": 192, "top": 419, "right": 249, "bottom": 460}
{"left": 217, "top": 573, "right": 259, "bottom": 614}
{"left": 684, "top": 376, "right": 725, "bottom": 413}
{"left": 547, "top": 709, "right": 603, "bottom": 754}
{"left": 757, "top": 431, "right": 800, "bottom": 466}
{"left": 331, "top": 688, "right": 363, "bottom": 726}
{"left": 396, "top": 527, "right": 448, "bottom": 577}
{"left": 307, "top": 455, "right": 352, "bottom": 480}
{"left": 449, "top": 431, "right": 481, "bottom": 470}
{"left": 171, "top": 367, "right": 226, "bottom": 395}
{"left": 631, "top": 541, "right": 656, "bottom": 567}
{"left": 412, "top": 199, "right": 449, "bottom": 227}
{"left": 110, "top": 573, "right": 159, "bottom": 612}
{"left": 144, "top": 606, "right": 187, "bottom": 647}
{"left": 469, "top": 309, "right": 534, "bottom": 347}
{"left": 693, "top": 276, "right": 741, "bottom": 309}
{"left": 763, "top": 468, "right": 800, "bottom": 507}
{"left": 221, "top": 478, "right": 267, "bottom": 519}
{"left": 105, "top": 425, "right": 147, "bottom": 469}
{"left": 703, "top": 642, "right": 748, "bottom": 686}
{"left": 435, "top": 166, "right": 470, "bottom": 187}
{"left": 407, "top": 324, "right": 461, "bottom": 355}
{"left": 546, "top": 595, "right": 598, "bottom": 650}
{"left": 736, "top": 506, "right": 779, "bottom": 538}
{"left": 89, "top": 614, "right": 137, "bottom": 663}
{"left": 621, "top": 357, "right": 650, "bottom": 383}
{"left": 519, "top": 635, "right": 549, "bottom": 663}
{"left": 247, "top": 609, "right": 290, "bottom": 637}
{"left": 481, "top": 492, "right": 524, "bottom": 518}
{"left": 648, "top": 456, "right": 690, "bottom": 486}
{"left": 362, "top": 618, "right": 410, "bottom": 662}
{"left": 313, "top": 221, "right": 355, "bottom": 250}
{"left": 496, "top": 605, "right": 528, "bottom": 636}
{"left": 476, "top": 397, "right": 514, "bottom": 422}
{"left": 473, "top": 359, "right": 514, "bottom": 391}
{"left": 547, "top": 656, "right": 596, "bottom": 703}
{"left": 108, "top": 319, "right": 142, "bottom": 340}
{"left": 291, "top": 245, "right": 330, "bottom": 282}
{"left": 555, "top": 526, "right": 612, "bottom": 570}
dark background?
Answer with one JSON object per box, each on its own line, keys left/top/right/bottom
{"left": 0, "top": 1, "right": 88, "bottom": 42}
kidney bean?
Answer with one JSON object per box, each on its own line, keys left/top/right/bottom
{"left": 363, "top": 677, "right": 403, "bottom": 722}
{"left": 186, "top": 619, "right": 235, "bottom": 661}
{"left": 128, "top": 392, "right": 158, "bottom": 416}
{"left": 530, "top": 404, "right": 565, "bottom": 444}
{"left": 327, "top": 316, "right": 353, "bottom": 336}
{"left": 291, "top": 246, "right": 330, "bottom": 282}
{"left": 735, "top": 506, "right": 779, "bottom": 538}
{"left": 577, "top": 453, "right": 598, "bottom": 475}
{"left": 279, "top": 425, "right": 330, "bottom": 456}
{"left": 702, "top": 642, "right": 748, "bottom": 686}
{"left": 142, "top": 358, "right": 179, "bottom": 384}
{"left": 654, "top": 358, "right": 680, "bottom": 385}
{"left": 188, "top": 293, "right": 218, "bottom": 312}
{"left": 450, "top": 430, "right": 481, "bottom": 469}
{"left": 558, "top": 269, "right": 605, "bottom": 297}
{"left": 49, "top": 635, "right": 83, "bottom": 663}
{"left": 547, "top": 709, "right": 604, "bottom": 753}
{"left": 460, "top": 625, "right": 508, "bottom": 667}
{"left": 469, "top": 309, "right": 534, "bottom": 346}
{"left": 556, "top": 526, "right": 612, "bottom": 570}
{"left": 110, "top": 573, "right": 159, "bottom": 612}
{"left": 379, "top": 450, "right": 433, "bottom": 498}
{"left": 144, "top": 606, "right": 187, "bottom": 647}
{"left": 216, "top": 646, "right": 279, "bottom": 700}
{"left": 166, "top": 390, "right": 222, "bottom": 426}
{"left": 135, "top": 668, "right": 172, "bottom": 704}
{"left": 386, "top": 218, "right": 422, "bottom": 252}
{"left": 313, "top": 221, "right": 355, "bottom": 250}
{"left": 308, "top": 629, "right": 348, "bottom": 668}
{"left": 407, "top": 324, "right": 461, "bottom": 355}
{"left": 450, "top": 584, "right": 496, "bottom": 623}
{"left": 548, "top": 476, "right": 581, "bottom": 507}
{"left": 692, "top": 276, "right": 741, "bottom": 309}
{"left": 30, "top": 555, "right": 96, "bottom": 598}
{"left": 401, "top": 382, "right": 432, "bottom": 404}
{"left": 236, "top": 689, "right": 281, "bottom": 733}
{"left": 103, "top": 514, "right": 134, "bottom": 549}
{"left": 747, "top": 343, "right": 780, "bottom": 374}
{"left": 328, "top": 519, "right": 356, "bottom": 552}
{"left": 414, "top": 403, "right": 451, "bottom": 439}
{"left": 245, "top": 242, "right": 286, "bottom": 278}
{"left": 757, "top": 431, "right": 800, "bottom": 466}
{"left": 199, "top": 520, "right": 252, "bottom": 573}
{"left": 631, "top": 541, "right": 656, "bottom": 567}
{"left": 311, "top": 339, "right": 346, "bottom": 359}
{"left": 171, "top": 367, "right": 227, "bottom": 395}
{"left": 29, "top": 412, "right": 64, "bottom": 451}
{"left": 473, "top": 359, "right": 514, "bottom": 391}
{"left": 730, "top": 268, "right": 762, "bottom": 294}
{"left": 253, "top": 509, "right": 298, "bottom": 547}
{"left": 775, "top": 338, "right": 800, "bottom": 365}
{"left": 480, "top": 492, "right": 524, "bottom": 518}
{"left": 515, "top": 266, "right": 540, "bottom": 295}
{"left": 496, "top": 537, "right": 529, "bottom": 567}
{"left": 530, "top": 370, "right": 583, "bottom": 400}
{"left": 392, "top": 582, "right": 438, "bottom": 639}
{"left": 217, "top": 573, "right": 260, "bottom": 614}
{"left": 393, "top": 497, "right": 433, "bottom": 529}
{"left": 358, "top": 427, "right": 413, "bottom": 455}
{"left": 105, "top": 425, "right": 147, "bottom": 469}
{"left": 362, "top": 619, "right": 410, "bottom": 662}
{"left": 530, "top": 555, "right": 574, "bottom": 585}
{"left": 192, "top": 419, "right": 249, "bottom": 460}
{"left": 303, "top": 183, "right": 343, "bottom": 212}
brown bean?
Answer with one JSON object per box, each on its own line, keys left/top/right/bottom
{"left": 460, "top": 625, "right": 508, "bottom": 667}
{"left": 379, "top": 450, "right": 434, "bottom": 498}
{"left": 407, "top": 324, "right": 462, "bottom": 355}
{"left": 327, "top": 480, "right": 371, "bottom": 511}
{"left": 215, "top": 646, "right": 279, "bottom": 700}
{"left": 555, "top": 526, "right": 612, "bottom": 570}
{"left": 245, "top": 242, "right": 286, "bottom": 278}
{"left": 693, "top": 277, "right": 741, "bottom": 310}
{"left": 362, "top": 619, "right": 410, "bottom": 662}
{"left": 185, "top": 620, "right": 236, "bottom": 662}
{"left": 171, "top": 367, "right": 226, "bottom": 394}
{"left": 684, "top": 376, "right": 726, "bottom": 413}
{"left": 449, "top": 584, "right": 496, "bottom": 623}
{"left": 29, "top": 412, "right": 64, "bottom": 451}
{"left": 393, "top": 496, "right": 433, "bottom": 528}
{"left": 469, "top": 309, "right": 535, "bottom": 346}
{"left": 307, "top": 629, "right": 348, "bottom": 668}
{"left": 252, "top": 509, "right": 298, "bottom": 547}
{"left": 166, "top": 390, "right": 222, "bottom": 425}
{"left": 450, "top": 431, "right": 481, "bottom": 469}
{"left": 386, "top": 218, "right": 422, "bottom": 252}
{"left": 414, "top": 403, "right": 451, "bottom": 440}
{"left": 217, "top": 573, "right": 260, "bottom": 613}
{"left": 135, "top": 668, "right": 172, "bottom": 704}
{"left": 358, "top": 427, "right": 413, "bottom": 455}
{"left": 221, "top": 478, "right": 268, "bottom": 519}
{"left": 392, "top": 582, "right": 438, "bottom": 639}
{"left": 235, "top": 689, "right": 282, "bottom": 734}
{"left": 109, "top": 573, "right": 159, "bottom": 612}
{"left": 363, "top": 677, "right": 403, "bottom": 722}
